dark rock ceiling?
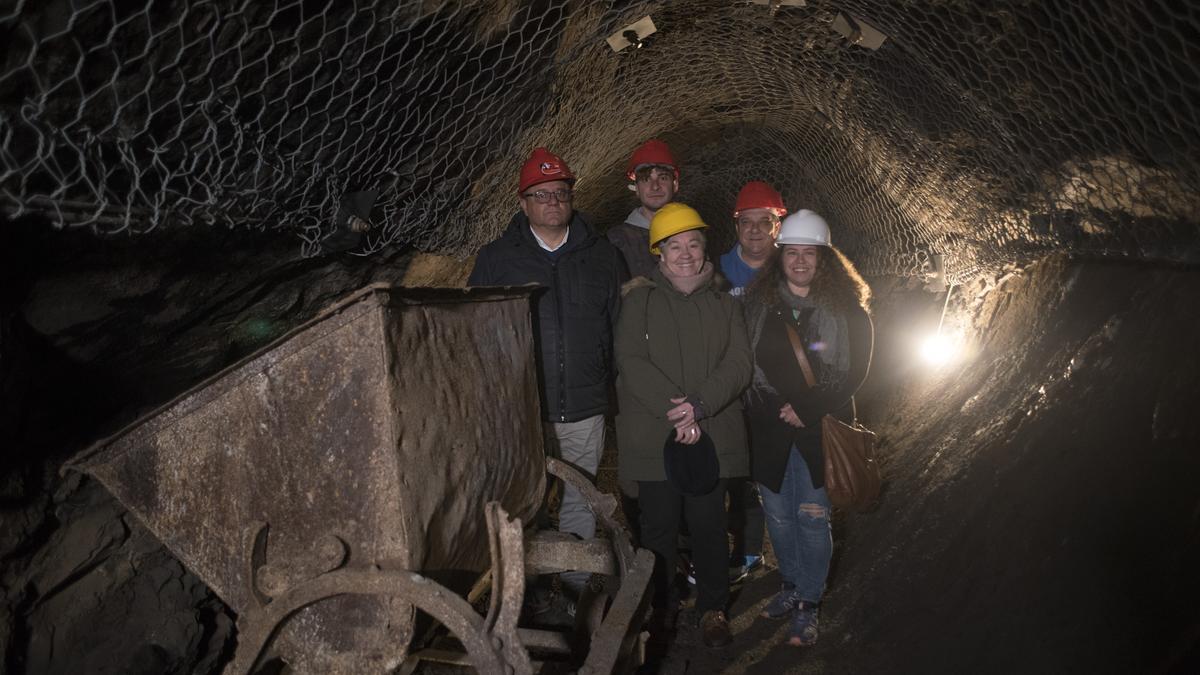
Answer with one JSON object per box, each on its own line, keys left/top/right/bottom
{"left": 2, "top": 0, "right": 1198, "bottom": 280}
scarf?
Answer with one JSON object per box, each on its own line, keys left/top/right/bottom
{"left": 746, "top": 282, "right": 851, "bottom": 392}
{"left": 779, "top": 281, "right": 850, "bottom": 389}
{"left": 658, "top": 259, "right": 714, "bottom": 296}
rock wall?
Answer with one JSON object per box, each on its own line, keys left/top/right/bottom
{"left": 823, "top": 256, "right": 1200, "bottom": 674}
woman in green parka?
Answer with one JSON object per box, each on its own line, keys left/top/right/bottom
{"left": 614, "top": 202, "right": 752, "bottom": 648}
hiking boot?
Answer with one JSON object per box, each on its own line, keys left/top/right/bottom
{"left": 729, "top": 554, "right": 764, "bottom": 584}
{"left": 761, "top": 584, "right": 803, "bottom": 619}
{"left": 699, "top": 609, "right": 732, "bottom": 648}
{"left": 788, "top": 601, "right": 820, "bottom": 646}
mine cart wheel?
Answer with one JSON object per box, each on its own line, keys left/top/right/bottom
{"left": 226, "top": 504, "right": 534, "bottom": 675}
{"left": 225, "top": 568, "right": 514, "bottom": 675}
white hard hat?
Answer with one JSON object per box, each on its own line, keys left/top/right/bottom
{"left": 776, "top": 209, "right": 831, "bottom": 247}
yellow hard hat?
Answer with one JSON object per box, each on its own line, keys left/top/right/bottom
{"left": 649, "top": 202, "right": 707, "bottom": 254}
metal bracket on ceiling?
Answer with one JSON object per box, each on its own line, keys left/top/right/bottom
{"left": 607, "top": 16, "right": 656, "bottom": 53}
{"left": 831, "top": 11, "right": 888, "bottom": 50}
{"left": 750, "top": 0, "right": 807, "bottom": 18}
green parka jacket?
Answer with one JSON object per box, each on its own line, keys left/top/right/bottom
{"left": 614, "top": 267, "right": 752, "bottom": 483}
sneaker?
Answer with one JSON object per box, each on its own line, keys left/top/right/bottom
{"left": 788, "top": 601, "right": 820, "bottom": 646}
{"left": 699, "top": 609, "right": 732, "bottom": 648}
{"left": 729, "top": 554, "right": 764, "bottom": 584}
{"left": 761, "top": 585, "right": 803, "bottom": 619}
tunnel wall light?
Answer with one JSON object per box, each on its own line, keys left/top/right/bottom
{"left": 919, "top": 329, "right": 964, "bottom": 366}
{"left": 919, "top": 282, "right": 963, "bottom": 367}
{"left": 607, "top": 16, "right": 656, "bottom": 53}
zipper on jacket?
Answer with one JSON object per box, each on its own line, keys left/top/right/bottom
{"left": 553, "top": 258, "right": 567, "bottom": 422}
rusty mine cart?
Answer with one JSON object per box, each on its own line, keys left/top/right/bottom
{"left": 67, "top": 285, "right": 653, "bottom": 674}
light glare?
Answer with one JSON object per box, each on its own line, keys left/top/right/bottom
{"left": 919, "top": 332, "right": 961, "bottom": 366}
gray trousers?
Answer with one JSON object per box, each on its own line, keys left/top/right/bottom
{"left": 544, "top": 414, "right": 605, "bottom": 592}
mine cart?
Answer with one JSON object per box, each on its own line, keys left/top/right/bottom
{"left": 67, "top": 284, "right": 652, "bottom": 674}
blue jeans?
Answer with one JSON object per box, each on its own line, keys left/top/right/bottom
{"left": 758, "top": 446, "right": 832, "bottom": 603}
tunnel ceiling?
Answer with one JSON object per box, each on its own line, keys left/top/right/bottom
{"left": 2, "top": 0, "right": 1198, "bottom": 282}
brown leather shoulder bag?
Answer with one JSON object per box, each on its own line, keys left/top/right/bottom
{"left": 783, "top": 322, "right": 881, "bottom": 511}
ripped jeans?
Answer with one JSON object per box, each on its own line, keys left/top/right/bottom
{"left": 758, "top": 446, "right": 832, "bottom": 603}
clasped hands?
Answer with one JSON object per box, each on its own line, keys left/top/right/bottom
{"left": 667, "top": 398, "right": 805, "bottom": 442}
{"left": 667, "top": 396, "right": 702, "bottom": 444}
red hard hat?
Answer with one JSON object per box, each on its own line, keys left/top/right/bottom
{"left": 625, "top": 139, "right": 679, "bottom": 181}
{"left": 733, "top": 181, "right": 787, "bottom": 218}
{"left": 519, "top": 147, "right": 575, "bottom": 194}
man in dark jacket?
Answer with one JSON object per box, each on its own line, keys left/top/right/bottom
{"left": 468, "top": 147, "right": 628, "bottom": 596}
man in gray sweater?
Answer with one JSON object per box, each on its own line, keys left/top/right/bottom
{"left": 606, "top": 139, "right": 679, "bottom": 280}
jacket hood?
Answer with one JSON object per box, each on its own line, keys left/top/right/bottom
{"left": 621, "top": 274, "right": 657, "bottom": 297}
{"left": 621, "top": 265, "right": 727, "bottom": 297}
{"left": 624, "top": 207, "right": 652, "bottom": 230}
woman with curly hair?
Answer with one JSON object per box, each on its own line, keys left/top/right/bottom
{"left": 742, "top": 209, "right": 873, "bottom": 647}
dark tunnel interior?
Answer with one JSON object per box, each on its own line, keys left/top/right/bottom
{"left": 2, "top": 1, "right": 1199, "bottom": 673}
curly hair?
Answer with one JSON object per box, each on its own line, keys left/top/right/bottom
{"left": 746, "top": 245, "right": 872, "bottom": 313}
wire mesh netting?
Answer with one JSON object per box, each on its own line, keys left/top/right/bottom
{"left": 2, "top": 0, "right": 1198, "bottom": 282}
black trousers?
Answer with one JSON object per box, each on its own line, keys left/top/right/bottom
{"left": 638, "top": 478, "right": 729, "bottom": 613}
{"left": 727, "top": 477, "right": 765, "bottom": 559}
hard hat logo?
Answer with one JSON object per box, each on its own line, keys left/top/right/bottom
{"left": 519, "top": 147, "right": 575, "bottom": 194}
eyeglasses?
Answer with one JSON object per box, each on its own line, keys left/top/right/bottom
{"left": 522, "top": 188, "right": 574, "bottom": 203}
{"left": 736, "top": 216, "right": 779, "bottom": 230}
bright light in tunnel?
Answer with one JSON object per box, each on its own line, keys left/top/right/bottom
{"left": 919, "top": 281, "right": 964, "bottom": 367}
{"left": 919, "top": 330, "right": 963, "bottom": 366}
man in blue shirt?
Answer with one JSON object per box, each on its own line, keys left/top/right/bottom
{"left": 719, "top": 181, "right": 787, "bottom": 297}
{"left": 718, "top": 180, "right": 787, "bottom": 582}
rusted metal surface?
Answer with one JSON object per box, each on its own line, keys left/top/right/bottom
{"left": 66, "top": 284, "right": 652, "bottom": 674}
{"left": 546, "top": 457, "right": 636, "bottom": 576}
{"left": 230, "top": 493, "right": 650, "bottom": 675}
{"left": 228, "top": 503, "right": 532, "bottom": 675}
{"left": 524, "top": 532, "right": 617, "bottom": 576}
{"left": 578, "top": 549, "right": 654, "bottom": 675}
{"left": 67, "top": 284, "right": 547, "bottom": 673}
{"left": 398, "top": 463, "right": 653, "bottom": 675}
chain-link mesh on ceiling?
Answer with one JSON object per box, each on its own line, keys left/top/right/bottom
{"left": 2, "top": 0, "right": 1198, "bottom": 282}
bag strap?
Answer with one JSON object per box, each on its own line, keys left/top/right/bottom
{"left": 782, "top": 321, "right": 817, "bottom": 389}
{"left": 784, "top": 320, "right": 861, "bottom": 426}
